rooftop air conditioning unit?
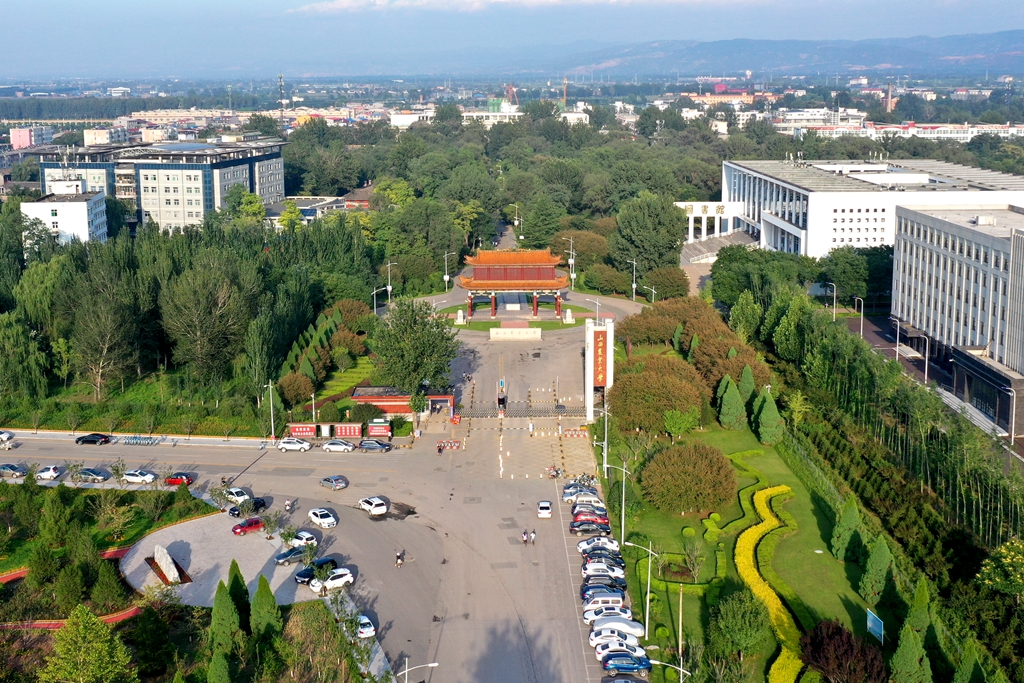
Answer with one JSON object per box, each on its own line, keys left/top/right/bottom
{"left": 973, "top": 215, "right": 997, "bottom": 226}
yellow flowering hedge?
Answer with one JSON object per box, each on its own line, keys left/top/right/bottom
{"left": 735, "top": 485, "right": 803, "bottom": 683}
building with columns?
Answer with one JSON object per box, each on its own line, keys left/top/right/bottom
{"left": 722, "top": 159, "right": 1024, "bottom": 258}
{"left": 457, "top": 249, "right": 569, "bottom": 319}
{"left": 673, "top": 201, "right": 744, "bottom": 244}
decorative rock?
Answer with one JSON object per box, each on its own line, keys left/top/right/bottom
{"left": 154, "top": 544, "right": 180, "bottom": 584}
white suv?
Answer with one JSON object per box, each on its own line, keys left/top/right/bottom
{"left": 358, "top": 497, "right": 389, "bottom": 516}
{"left": 278, "top": 437, "right": 312, "bottom": 452}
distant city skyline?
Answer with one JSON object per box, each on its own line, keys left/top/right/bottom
{"left": 6, "top": 0, "right": 1024, "bottom": 78}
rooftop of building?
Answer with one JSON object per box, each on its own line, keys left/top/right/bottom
{"left": 726, "top": 159, "right": 1024, "bottom": 193}
{"left": 32, "top": 138, "right": 285, "bottom": 163}
{"left": 28, "top": 192, "right": 103, "bottom": 204}
{"left": 465, "top": 248, "right": 562, "bottom": 266}
{"left": 898, "top": 204, "right": 1024, "bottom": 240}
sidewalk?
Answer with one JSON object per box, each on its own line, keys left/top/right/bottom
{"left": 3, "top": 428, "right": 268, "bottom": 450}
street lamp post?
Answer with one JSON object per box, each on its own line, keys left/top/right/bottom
{"left": 626, "top": 259, "right": 638, "bottom": 302}
{"left": 443, "top": 251, "right": 457, "bottom": 292}
{"left": 853, "top": 296, "right": 865, "bottom": 338}
{"left": 1002, "top": 386, "right": 1017, "bottom": 443}
{"left": 650, "top": 660, "right": 692, "bottom": 679}
{"left": 264, "top": 382, "right": 276, "bottom": 443}
{"left": 826, "top": 281, "right": 837, "bottom": 321}
{"left": 371, "top": 287, "right": 387, "bottom": 316}
{"left": 642, "top": 285, "right": 656, "bottom": 304}
{"left": 398, "top": 660, "right": 439, "bottom": 683}
{"left": 922, "top": 335, "right": 930, "bottom": 385}
{"left": 605, "top": 463, "right": 631, "bottom": 541}
{"left": 890, "top": 315, "right": 901, "bottom": 365}
{"left": 585, "top": 298, "right": 601, "bottom": 324}
{"left": 593, "top": 405, "right": 610, "bottom": 477}
{"left": 562, "top": 236, "right": 576, "bottom": 291}
{"left": 622, "top": 540, "right": 658, "bottom": 639}
{"left": 311, "top": 393, "right": 316, "bottom": 425}
{"left": 510, "top": 203, "right": 522, "bottom": 242}
{"left": 386, "top": 262, "right": 398, "bottom": 305}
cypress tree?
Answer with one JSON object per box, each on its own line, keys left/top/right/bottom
{"left": 719, "top": 381, "right": 748, "bottom": 431}
{"left": 951, "top": 640, "right": 984, "bottom": 683}
{"left": 90, "top": 561, "right": 125, "bottom": 611}
{"left": 133, "top": 606, "right": 171, "bottom": 677}
{"left": 227, "top": 559, "right": 250, "bottom": 633}
{"left": 173, "top": 672, "right": 187, "bottom": 683}
{"left": 207, "top": 650, "right": 231, "bottom": 683}
{"left": 27, "top": 542, "right": 59, "bottom": 589}
{"left": 754, "top": 390, "right": 784, "bottom": 445}
{"left": 249, "top": 574, "right": 282, "bottom": 643}
{"left": 890, "top": 623, "right": 933, "bottom": 683}
{"left": 716, "top": 374, "right": 735, "bottom": 406}
{"left": 906, "top": 577, "right": 931, "bottom": 636}
{"left": 209, "top": 580, "right": 241, "bottom": 655}
{"left": 859, "top": 536, "right": 892, "bottom": 606}
{"left": 39, "top": 490, "right": 72, "bottom": 548}
{"left": 672, "top": 324, "right": 683, "bottom": 353}
{"left": 738, "top": 364, "right": 756, "bottom": 409}
{"left": 54, "top": 564, "right": 85, "bottom": 614}
{"left": 830, "top": 497, "right": 862, "bottom": 561}
{"left": 687, "top": 333, "right": 700, "bottom": 363}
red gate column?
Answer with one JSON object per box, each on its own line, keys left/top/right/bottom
{"left": 490, "top": 294, "right": 497, "bottom": 318}
{"left": 555, "top": 294, "right": 562, "bottom": 317}
{"left": 467, "top": 294, "right": 473, "bottom": 319}
{"left": 532, "top": 293, "right": 539, "bottom": 317}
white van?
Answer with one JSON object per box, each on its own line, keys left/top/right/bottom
{"left": 582, "top": 593, "right": 627, "bottom": 612}
{"left": 571, "top": 494, "right": 604, "bottom": 508}
{"left": 591, "top": 616, "right": 646, "bottom": 637}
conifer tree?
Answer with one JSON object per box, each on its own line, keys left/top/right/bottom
{"left": 39, "top": 490, "right": 72, "bottom": 548}
{"left": 687, "top": 333, "right": 700, "bottom": 363}
{"left": 906, "top": 577, "right": 931, "bottom": 636}
{"left": 209, "top": 580, "right": 242, "bottom": 655}
{"left": 227, "top": 559, "right": 250, "bottom": 633}
{"left": 859, "top": 536, "right": 892, "bottom": 606}
{"left": 719, "top": 380, "right": 748, "bottom": 431}
{"left": 672, "top": 324, "right": 683, "bottom": 353}
{"left": 91, "top": 561, "right": 125, "bottom": 611}
{"left": 951, "top": 640, "right": 984, "bottom": 683}
{"left": 249, "top": 574, "right": 283, "bottom": 643}
{"left": 830, "top": 497, "right": 862, "bottom": 561}
{"left": 27, "top": 542, "right": 59, "bottom": 588}
{"left": 172, "top": 672, "right": 187, "bottom": 683}
{"left": 754, "top": 389, "right": 784, "bottom": 445}
{"left": 207, "top": 650, "right": 231, "bottom": 683}
{"left": 54, "top": 564, "right": 85, "bottom": 614}
{"left": 716, "top": 374, "right": 735, "bottom": 406}
{"left": 738, "top": 364, "right": 756, "bottom": 409}
{"left": 38, "top": 605, "right": 138, "bottom": 683}
{"left": 890, "top": 624, "right": 933, "bottom": 683}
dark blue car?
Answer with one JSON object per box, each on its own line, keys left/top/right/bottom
{"left": 569, "top": 520, "right": 610, "bottom": 537}
{"left": 580, "top": 585, "right": 626, "bottom": 602}
{"left": 601, "top": 652, "right": 652, "bottom": 677}
{"left": 581, "top": 548, "right": 625, "bottom": 567}
{"left": 294, "top": 557, "right": 338, "bottom": 584}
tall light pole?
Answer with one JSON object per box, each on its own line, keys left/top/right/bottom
{"left": 585, "top": 298, "right": 601, "bottom": 324}
{"left": 622, "top": 540, "right": 658, "bottom": 639}
{"left": 922, "top": 335, "right": 930, "bottom": 385}
{"left": 443, "top": 251, "right": 457, "bottom": 292}
{"left": 642, "top": 285, "right": 656, "bottom": 304}
{"left": 398, "top": 660, "right": 439, "bottom": 683}
{"left": 562, "top": 236, "right": 576, "bottom": 291}
{"left": 606, "top": 463, "right": 631, "bottom": 541}
{"left": 264, "top": 382, "right": 276, "bottom": 442}
{"left": 310, "top": 392, "right": 317, "bottom": 426}
{"left": 825, "top": 281, "right": 837, "bottom": 321}
{"left": 627, "top": 259, "right": 638, "bottom": 302}
{"left": 510, "top": 203, "right": 521, "bottom": 242}
{"left": 890, "top": 315, "right": 901, "bottom": 365}
{"left": 386, "top": 262, "right": 398, "bottom": 305}
{"left": 593, "top": 405, "right": 610, "bottom": 477}
{"left": 853, "top": 296, "right": 865, "bottom": 338}
{"left": 1002, "top": 386, "right": 1017, "bottom": 443}
{"left": 371, "top": 287, "right": 387, "bottom": 316}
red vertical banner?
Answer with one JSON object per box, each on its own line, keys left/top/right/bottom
{"left": 594, "top": 330, "right": 607, "bottom": 388}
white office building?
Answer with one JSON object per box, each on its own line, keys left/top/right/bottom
{"left": 20, "top": 179, "right": 107, "bottom": 243}
{"left": 722, "top": 159, "right": 1024, "bottom": 258}
{"left": 892, "top": 204, "right": 1024, "bottom": 439}
{"left": 84, "top": 127, "right": 128, "bottom": 146}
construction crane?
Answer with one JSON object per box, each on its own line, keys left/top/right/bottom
{"left": 278, "top": 74, "right": 286, "bottom": 127}
{"left": 563, "top": 76, "right": 569, "bottom": 109}
{"left": 504, "top": 83, "right": 519, "bottom": 106}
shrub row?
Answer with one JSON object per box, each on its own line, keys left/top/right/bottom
{"left": 757, "top": 495, "right": 816, "bottom": 633}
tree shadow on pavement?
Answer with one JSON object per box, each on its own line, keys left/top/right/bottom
{"left": 465, "top": 622, "right": 561, "bottom": 683}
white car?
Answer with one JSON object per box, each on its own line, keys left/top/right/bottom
{"left": 583, "top": 605, "right": 633, "bottom": 625}
{"left": 225, "top": 488, "right": 251, "bottom": 505}
{"left": 278, "top": 437, "right": 312, "bottom": 452}
{"left": 322, "top": 439, "right": 356, "bottom": 453}
{"left": 578, "top": 536, "right": 620, "bottom": 554}
{"left": 591, "top": 617, "right": 646, "bottom": 638}
{"left": 358, "top": 497, "right": 389, "bottom": 516}
{"left": 589, "top": 628, "right": 640, "bottom": 648}
{"left": 357, "top": 614, "right": 376, "bottom": 638}
{"left": 537, "top": 501, "right": 552, "bottom": 519}
{"left": 289, "top": 531, "right": 318, "bottom": 548}
{"left": 36, "top": 465, "right": 61, "bottom": 481}
{"left": 309, "top": 567, "right": 354, "bottom": 592}
{"left": 308, "top": 508, "right": 338, "bottom": 529}
{"left": 122, "top": 469, "right": 156, "bottom": 485}
{"left": 595, "top": 641, "right": 647, "bottom": 662}
{"left": 0, "top": 430, "right": 14, "bottom": 443}
{"left": 582, "top": 562, "right": 625, "bottom": 579}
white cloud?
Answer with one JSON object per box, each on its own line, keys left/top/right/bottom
{"left": 292, "top": 0, "right": 714, "bottom": 13}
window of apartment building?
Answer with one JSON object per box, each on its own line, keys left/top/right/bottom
{"left": 173, "top": 199, "right": 180, "bottom": 206}
{"left": 164, "top": 187, "right": 170, "bottom": 193}
{"left": 165, "top": 199, "right": 171, "bottom": 206}
{"left": 50, "top": 209, "right": 57, "bottom": 217}
{"left": 51, "top": 221, "right": 58, "bottom": 230}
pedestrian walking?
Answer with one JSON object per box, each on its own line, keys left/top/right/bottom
{"left": 522, "top": 530, "right": 528, "bottom": 546}
{"left": 530, "top": 530, "right": 536, "bottom": 545}
{"left": 395, "top": 551, "right": 404, "bottom": 568}
{"left": 437, "top": 442, "right": 444, "bottom": 456}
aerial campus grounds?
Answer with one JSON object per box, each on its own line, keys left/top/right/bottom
{"left": 2, "top": 312, "right": 651, "bottom": 683}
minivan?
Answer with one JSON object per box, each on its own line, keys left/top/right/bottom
{"left": 571, "top": 494, "right": 604, "bottom": 508}
{"left": 582, "top": 593, "right": 627, "bottom": 612}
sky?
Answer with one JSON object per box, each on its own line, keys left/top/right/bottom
{"left": 6, "top": 0, "right": 1024, "bottom": 79}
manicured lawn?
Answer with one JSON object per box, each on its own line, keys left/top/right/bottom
{"left": 316, "top": 356, "right": 373, "bottom": 403}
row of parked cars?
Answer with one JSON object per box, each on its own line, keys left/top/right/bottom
{"left": 0, "top": 462, "right": 195, "bottom": 486}
{"left": 564, "top": 481, "right": 653, "bottom": 678}
{"left": 275, "top": 437, "right": 393, "bottom": 454}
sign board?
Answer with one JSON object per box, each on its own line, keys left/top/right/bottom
{"left": 288, "top": 423, "right": 316, "bottom": 438}
{"left": 327, "top": 423, "right": 361, "bottom": 438}
{"left": 594, "top": 330, "right": 607, "bottom": 388}
{"left": 867, "top": 609, "right": 884, "bottom": 645}
{"left": 367, "top": 418, "right": 391, "bottom": 437}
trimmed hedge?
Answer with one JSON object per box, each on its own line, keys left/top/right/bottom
{"left": 757, "top": 493, "right": 816, "bottom": 632}
{"left": 703, "top": 449, "right": 767, "bottom": 544}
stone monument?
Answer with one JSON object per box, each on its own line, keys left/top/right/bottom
{"left": 563, "top": 309, "right": 574, "bottom": 324}
{"left": 455, "top": 309, "right": 466, "bottom": 325}
{"left": 153, "top": 544, "right": 181, "bottom": 584}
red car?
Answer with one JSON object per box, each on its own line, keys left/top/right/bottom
{"left": 574, "top": 511, "right": 610, "bottom": 525}
{"left": 164, "top": 472, "right": 194, "bottom": 486}
{"left": 231, "top": 518, "right": 265, "bottom": 536}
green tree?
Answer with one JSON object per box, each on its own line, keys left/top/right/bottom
{"left": 664, "top": 408, "right": 699, "bottom": 442}
{"left": 672, "top": 324, "right": 684, "bottom": 353}
{"left": 242, "top": 113, "right": 281, "bottom": 137}
{"left": 737, "top": 364, "right": 756, "bottom": 409}
{"left": 227, "top": 559, "right": 250, "bottom": 633}
{"left": 72, "top": 261, "right": 136, "bottom": 402}
{"left": 91, "top": 561, "right": 126, "bottom": 611}
{"left": 209, "top": 580, "right": 242, "bottom": 655}
{"left": 249, "top": 574, "right": 283, "bottom": 644}
{"left": 640, "top": 442, "right": 735, "bottom": 514}
{"left": 859, "top": 536, "right": 892, "bottom": 606}
{"left": 277, "top": 200, "right": 304, "bottom": 232}
{"left": 754, "top": 389, "right": 784, "bottom": 445}
{"left": 715, "top": 374, "right": 734, "bottom": 405}
{"left": 783, "top": 389, "right": 811, "bottom": 428}
{"left": 687, "top": 333, "right": 699, "bottom": 364}
{"left": 610, "top": 191, "right": 688, "bottom": 275}
{"left": 718, "top": 380, "right": 747, "bottom": 431}
{"left": 977, "top": 538, "right": 1024, "bottom": 605}
{"left": 906, "top": 577, "right": 931, "bottom": 637}
{"left": 39, "top": 489, "right": 73, "bottom": 547}
{"left": 642, "top": 267, "right": 690, "bottom": 301}
{"left": 0, "top": 312, "right": 49, "bottom": 398}
{"left": 951, "top": 641, "right": 984, "bottom": 683}
{"left": 820, "top": 246, "right": 869, "bottom": 302}
{"left": 890, "top": 623, "right": 933, "bottom": 683}
{"left": 370, "top": 298, "right": 460, "bottom": 394}
{"left": 38, "top": 604, "right": 138, "bottom": 683}
{"left": 708, "top": 588, "right": 773, "bottom": 661}
{"left": 131, "top": 606, "right": 171, "bottom": 677}
{"left": 830, "top": 497, "right": 862, "bottom": 562}
{"left": 28, "top": 542, "right": 59, "bottom": 588}
{"left": 522, "top": 193, "right": 564, "bottom": 248}
{"left": 728, "top": 290, "right": 763, "bottom": 344}
{"left": 207, "top": 650, "right": 231, "bottom": 683}
{"left": 54, "top": 564, "right": 86, "bottom": 614}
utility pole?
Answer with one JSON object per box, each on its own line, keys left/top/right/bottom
{"left": 627, "top": 259, "right": 638, "bottom": 302}
{"left": 562, "top": 235, "right": 576, "bottom": 291}
{"left": 642, "top": 285, "right": 656, "bottom": 304}
{"left": 278, "top": 74, "right": 285, "bottom": 128}
{"left": 386, "top": 262, "right": 397, "bottom": 305}
{"left": 443, "top": 252, "right": 456, "bottom": 292}
{"left": 826, "top": 282, "right": 837, "bottom": 321}
{"left": 264, "top": 382, "right": 276, "bottom": 442}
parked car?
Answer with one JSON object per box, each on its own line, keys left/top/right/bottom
{"left": 573, "top": 511, "right": 610, "bottom": 525}
{"left": 580, "top": 585, "right": 626, "bottom": 603}
{"left": 357, "top": 615, "right": 376, "bottom": 638}
{"left": 601, "top": 652, "right": 652, "bottom": 678}
{"left": 121, "top": 469, "right": 156, "bottom": 485}
{"left": 591, "top": 617, "right": 646, "bottom": 638}
{"left": 164, "top": 472, "right": 193, "bottom": 486}
{"left": 581, "top": 575, "right": 628, "bottom": 595}
{"left": 569, "top": 521, "right": 611, "bottom": 537}
{"left": 225, "top": 488, "right": 250, "bottom": 505}
{"left": 274, "top": 546, "right": 306, "bottom": 566}
{"left": 309, "top": 567, "right": 354, "bottom": 593}
{"left": 75, "top": 433, "right": 110, "bottom": 445}
{"left": 77, "top": 468, "right": 108, "bottom": 483}
{"left": 581, "top": 549, "right": 625, "bottom": 567}
{"left": 308, "top": 508, "right": 338, "bottom": 529}
{"left": 562, "top": 488, "right": 598, "bottom": 503}
{"left": 295, "top": 557, "right": 337, "bottom": 585}
{"left": 537, "top": 501, "right": 552, "bottom": 519}
{"left": 589, "top": 628, "right": 640, "bottom": 648}
{"left": 582, "top": 562, "right": 626, "bottom": 579}
{"left": 0, "top": 430, "right": 14, "bottom": 443}
{"left": 289, "top": 531, "right": 318, "bottom": 548}
{"left": 583, "top": 605, "right": 633, "bottom": 625}
{"left": 595, "top": 641, "right": 647, "bottom": 662}
{"left": 231, "top": 518, "right": 265, "bottom": 536}
{"left": 277, "top": 437, "right": 312, "bottom": 453}
{"left": 358, "top": 497, "right": 389, "bottom": 516}
{"left": 322, "top": 440, "right": 356, "bottom": 453}
{"left": 319, "top": 475, "right": 349, "bottom": 490}
{"left": 578, "top": 536, "right": 620, "bottom": 554}
{"left": 36, "top": 465, "right": 61, "bottom": 480}
{"left": 228, "top": 497, "right": 267, "bottom": 517}
{"left": 0, "top": 464, "right": 26, "bottom": 478}
{"left": 572, "top": 502, "right": 608, "bottom": 517}
{"left": 358, "top": 439, "right": 392, "bottom": 453}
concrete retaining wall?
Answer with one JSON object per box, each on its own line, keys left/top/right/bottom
{"left": 489, "top": 327, "right": 542, "bottom": 341}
